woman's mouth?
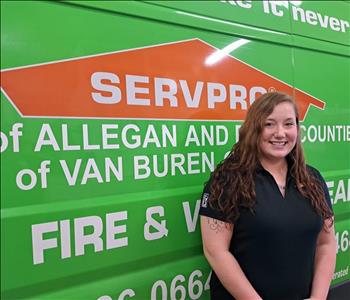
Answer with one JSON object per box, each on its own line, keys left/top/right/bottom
{"left": 269, "top": 141, "right": 287, "bottom": 145}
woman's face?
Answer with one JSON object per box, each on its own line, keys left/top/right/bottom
{"left": 259, "top": 102, "right": 298, "bottom": 163}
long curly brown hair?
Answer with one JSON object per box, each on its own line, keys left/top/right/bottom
{"left": 209, "top": 92, "right": 333, "bottom": 226}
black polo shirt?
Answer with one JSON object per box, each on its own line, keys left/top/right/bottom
{"left": 199, "top": 165, "right": 332, "bottom": 300}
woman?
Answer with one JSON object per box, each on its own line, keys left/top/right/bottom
{"left": 199, "top": 92, "right": 336, "bottom": 300}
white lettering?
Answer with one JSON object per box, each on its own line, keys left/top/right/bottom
{"left": 121, "top": 124, "right": 141, "bottom": 149}
{"left": 16, "top": 169, "right": 37, "bottom": 190}
{"left": 60, "top": 159, "right": 82, "bottom": 186}
{"left": 154, "top": 77, "right": 178, "bottom": 107}
{"left": 305, "top": 10, "right": 317, "bottom": 25}
{"left": 185, "top": 126, "right": 200, "bottom": 147}
{"left": 105, "top": 157, "right": 123, "bottom": 182}
{"left": 81, "top": 158, "right": 104, "bottom": 184}
{"left": 144, "top": 206, "right": 168, "bottom": 241}
{"left": 134, "top": 155, "right": 150, "bottom": 179}
{"left": 106, "top": 211, "right": 128, "bottom": 249}
{"left": 62, "top": 124, "right": 80, "bottom": 150}
{"left": 91, "top": 72, "right": 121, "bottom": 104}
{"left": 143, "top": 125, "right": 161, "bottom": 148}
{"left": 329, "top": 17, "right": 341, "bottom": 31}
{"left": 230, "top": 85, "right": 247, "bottom": 109}
{"left": 292, "top": 6, "right": 306, "bottom": 22}
{"left": 35, "top": 124, "right": 60, "bottom": 151}
{"left": 74, "top": 216, "right": 103, "bottom": 256}
{"left": 183, "top": 200, "right": 201, "bottom": 232}
{"left": 83, "top": 124, "right": 100, "bottom": 150}
{"left": 60, "top": 220, "right": 71, "bottom": 259}
{"left": 32, "top": 222, "right": 58, "bottom": 264}
{"left": 126, "top": 75, "right": 150, "bottom": 105}
{"left": 102, "top": 124, "right": 119, "bottom": 149}
{"left": 207, "top": 82, "right": 227, "bottom": 109}
{"left": 180, "top": 80, "right": 203, "bottom": 108}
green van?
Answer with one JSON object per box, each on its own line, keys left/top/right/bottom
{"left": 1, "top": 1, "right": 349, "bottom": 299}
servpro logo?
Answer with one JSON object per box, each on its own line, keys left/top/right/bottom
{"left": 1, "top": 39, "right": 324, "bottom": 121}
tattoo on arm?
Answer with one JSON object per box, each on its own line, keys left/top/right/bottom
{"left": 207, "top": 218, "right": 227, "bottom": 233}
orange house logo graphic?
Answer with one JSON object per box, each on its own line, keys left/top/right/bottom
{"left": 1, "top": 39, "right": 324, "bottom": 121}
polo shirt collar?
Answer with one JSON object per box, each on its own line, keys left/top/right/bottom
{"left": 256, "top": 156, "right": 294, "bottom": 181}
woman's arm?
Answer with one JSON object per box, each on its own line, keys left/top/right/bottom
{"left": 201, "top": 216, "right": 262, "bottom": 300}
{"left": 309, "top": 218, "right": 337, "bottom": 300}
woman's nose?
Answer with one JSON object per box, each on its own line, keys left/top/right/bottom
{"left": 274, "top": 125, "right": 285, "bottom": 138}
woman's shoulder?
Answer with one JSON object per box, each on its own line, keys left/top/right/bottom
{"left": 306, "top": 164, "right": 333, "bottom": 209}
{"left": 306, "top": 164, "right": 328, "bottom": 186}
{"left": 306, "top": 164, "right": 323, "bottom": 178}
{"left": 202, "top": 173, "right": 214, "bottom": 193}
{"left": 199, "top": 173, "right": 228, "bottom": 222}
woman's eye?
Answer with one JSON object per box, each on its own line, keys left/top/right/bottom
{"left": 285, "top": 122, "right": 294, "bottom": 127}
{"left": 264, "top": 123, "right": 273, "bottom": 127}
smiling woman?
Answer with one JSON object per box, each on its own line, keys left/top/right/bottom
{"left": 199, "top": 92, "right": 336, "bottom": 300}
{"left": 259, "top": 101, "right": 298, "bottom": 165}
